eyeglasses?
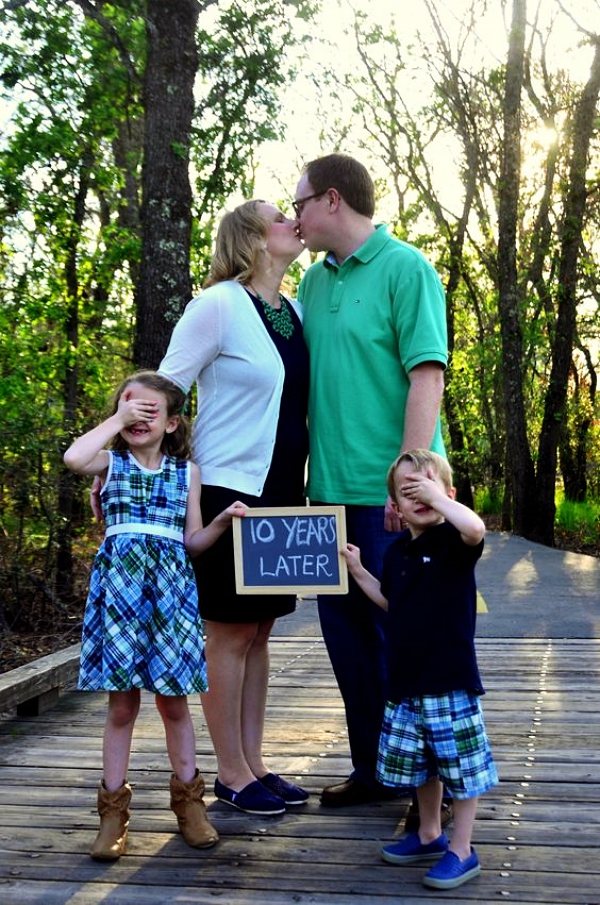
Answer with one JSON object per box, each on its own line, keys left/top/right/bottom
{"left": 292, "top": 191, "right": 326, "bottom": 218}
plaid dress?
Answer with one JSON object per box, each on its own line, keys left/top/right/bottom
{"left": 78, "top": 450, "right": 207, "bottom": 695}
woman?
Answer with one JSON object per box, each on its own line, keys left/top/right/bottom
{"left": 158, "top": 200, "right": 309, "bottom": 816}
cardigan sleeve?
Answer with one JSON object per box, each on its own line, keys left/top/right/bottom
{"left": 158, "top": 289, "right": 223, "bottom": 393}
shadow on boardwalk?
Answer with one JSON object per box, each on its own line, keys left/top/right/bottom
{"left": 0, "top": 532, "right": 599, "bottom": 904}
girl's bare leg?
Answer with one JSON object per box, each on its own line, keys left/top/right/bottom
{"left": 155, "top": 693, "right": 197, "bottom": 783}
{"left": 102, "top": 689, "right": 140, "bottom": 790}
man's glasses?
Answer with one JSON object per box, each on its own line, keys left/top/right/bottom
{"left": 292, "top": 191, "right": 326, "bottom": 218}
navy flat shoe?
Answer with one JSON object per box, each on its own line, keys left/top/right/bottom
{"left": 214, "top": 778, "right": 285, "bottom": 815}
{"left": 259, "top": 772, "right": 309, "bottom": 805}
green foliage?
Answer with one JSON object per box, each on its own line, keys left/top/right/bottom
{"left": 473, "top": 487, "right": 504, "bottom": 517}
{"left": 474, "top": 487, "right": 600, "bottom": 551}
{"left": 1, "top": 0, "right": 598, "bottom": 658}
{"left": 0, "top": 1, "right": 144, "bottom": 621}
{"left": 192, "top": 0, "right": 297, "bottom": 221}
{"left": 333, "top": 5, "right": 600, "bottom": 538}
{"left": 555, "top": 496, "right": 600, "bottom": 547}
{"left": 0, "top": 0, "right": 312, "bottom": 636}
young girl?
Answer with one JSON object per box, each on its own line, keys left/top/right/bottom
{"left": 64, "top": 371, "right": 246, "bottom": 861}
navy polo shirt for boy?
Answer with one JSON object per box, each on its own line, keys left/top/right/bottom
{"left": 381, "top": 521, "right": 485, "bottom": 701}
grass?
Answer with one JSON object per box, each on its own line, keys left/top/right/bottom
{"left": 473, "top": 487, "right": 503, "bottom": 516}
{"left": 474, "top": 488, "right": 599, "bottom": 555}
{"left": 555, "top": 497, "right": 600, "bottom": 545}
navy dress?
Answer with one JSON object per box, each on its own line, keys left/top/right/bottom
{"left": 194, "top": 293, "right": 309, "bottom": 623}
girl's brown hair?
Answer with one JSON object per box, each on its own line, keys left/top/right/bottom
{"left": 109, "top": 370, "right": 191, "bottom": 459}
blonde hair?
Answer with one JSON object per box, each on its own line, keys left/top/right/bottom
{"left": 387, "top": 449, "right": 453, "bottom": 503}
{"left": 204, "top": 200, "right": 270, "bottom": 288}
{"left": 109, "top": 370, "right": 191, "bottom": 459}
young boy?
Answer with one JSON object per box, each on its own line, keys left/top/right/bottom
{"left": 342, "top": 449, "right": 497, "bottom": 890}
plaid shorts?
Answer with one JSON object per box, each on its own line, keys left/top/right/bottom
{"left": 376, "top": 690, "right": 498, "bottom": 799}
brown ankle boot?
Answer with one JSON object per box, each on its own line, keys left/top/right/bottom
{"left": 170, "top": 769, "right": 219, "bottom": 848}
{"left": 90, "top": 781, "right": 132, "bottom": 861}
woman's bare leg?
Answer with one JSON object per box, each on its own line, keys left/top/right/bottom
{"left": 201, "top": 620, "right": 262, "bottom": 790}
{"left": 240, "top": 618, "right": 275, "bottom": 778}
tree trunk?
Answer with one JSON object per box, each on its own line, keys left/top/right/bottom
{"left": 561, "top": 346, "right": 598, "bottom": 501}
{"left": 444, "top": 261, "right": 474, "bottom": 509}
{"left": 134, "top": 0, "right": 200, "bottom": 369}
{"left": 532, "top": 40, "right": 600, "bottom": 543}
{"left": 497, "top": 0, "right": 537, "bottom": 539}
{"left": 560, "top": 419, "right": 590, "bottom": 504}
{"left": 113, "top": 115, "right": 144, "bottom": 301}
{"left": 56, "top": 150, "right": 94, "bottom": 600}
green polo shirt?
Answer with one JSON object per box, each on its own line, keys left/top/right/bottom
{"left": 299, "top": 225, "right": 447, "bottom": 506}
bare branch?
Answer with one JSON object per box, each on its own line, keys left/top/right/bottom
{"left": 556, "top": 1, "right": 600, "bottom": 42}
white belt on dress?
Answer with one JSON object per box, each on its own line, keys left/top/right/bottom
{"left": 105, "top": 523, "right": 184, "bottom": 542}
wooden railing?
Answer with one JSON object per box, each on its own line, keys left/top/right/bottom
{"left": 0, "top": 643, "right": 80, "bottom": 716}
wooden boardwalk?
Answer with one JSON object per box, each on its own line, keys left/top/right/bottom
{"left": 1, "top": 627, "right": 599, "bottom": 904}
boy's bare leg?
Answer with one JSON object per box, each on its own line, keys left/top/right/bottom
{"left": 415, "top": 778, "right": 443, "bottom": 841}
{"left": 448, "top": 796, "right": 477, "bottom": 860}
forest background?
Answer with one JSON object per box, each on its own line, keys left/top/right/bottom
{"left": 0, "top": 0, "right": 598, "bottom": 672}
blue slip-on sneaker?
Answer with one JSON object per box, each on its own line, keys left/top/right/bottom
{"left": 214, "top": 778, "right": 285, "bottom": 815}
{"left": 423, "top": 847, "right": 481, "bottom": 889}
{"left": 259, "top": 773, "right": 309, "bottom": 805}
{"left": 381, "top": 831, "right": 448, "bottom": 865}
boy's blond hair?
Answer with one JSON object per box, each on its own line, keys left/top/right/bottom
{"left": 387, "top": 449, "right": 453, "bottom": 503}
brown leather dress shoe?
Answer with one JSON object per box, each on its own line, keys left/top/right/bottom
{"left": 320, "top": 778, "right": 396, "bottom": 807}
{"left": 403, "top": 798, "right": 454, "bottom": 832}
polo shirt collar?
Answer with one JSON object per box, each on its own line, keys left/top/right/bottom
{"left": 323, "top": 223, "right": 390, "bottom": 269}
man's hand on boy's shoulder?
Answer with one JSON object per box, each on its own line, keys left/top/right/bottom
{"left": 384, "top": 495, "right": 405, "bottom": 532}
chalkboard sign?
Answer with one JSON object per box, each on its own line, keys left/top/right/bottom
{"left": 232, "top": 506, "right": 348, "bottom": 595}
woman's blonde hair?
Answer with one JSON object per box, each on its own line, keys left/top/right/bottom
{"left": 109, "top": 370, "right": 191, "bottom": 459}
{"left": 387, "top": 449, "right": 453, "bottom": 503}
{"left": 204, "top": 200, "right": 270, "bottom": 288}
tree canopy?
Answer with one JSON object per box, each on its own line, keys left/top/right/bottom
{"left": 0, "top": 0, "right": 598, "bottom": 643}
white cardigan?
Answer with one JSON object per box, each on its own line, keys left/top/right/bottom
{"left": 158, "top": 280, "right": 303, "bottom": 496}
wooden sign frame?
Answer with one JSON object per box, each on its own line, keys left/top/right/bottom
{"left": 232, "top": 505, "right": 348, "bottom": 595}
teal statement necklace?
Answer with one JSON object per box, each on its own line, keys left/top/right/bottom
{"left": 254, "top": 290, "right": 295, "bottom": 339}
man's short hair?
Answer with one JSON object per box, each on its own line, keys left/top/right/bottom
{"left": 303, "top": 153, "right": 375, "bottom": 218}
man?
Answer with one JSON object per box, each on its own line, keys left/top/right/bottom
{"left": 295, "top": 154, "right": 448, "bottom": 808}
